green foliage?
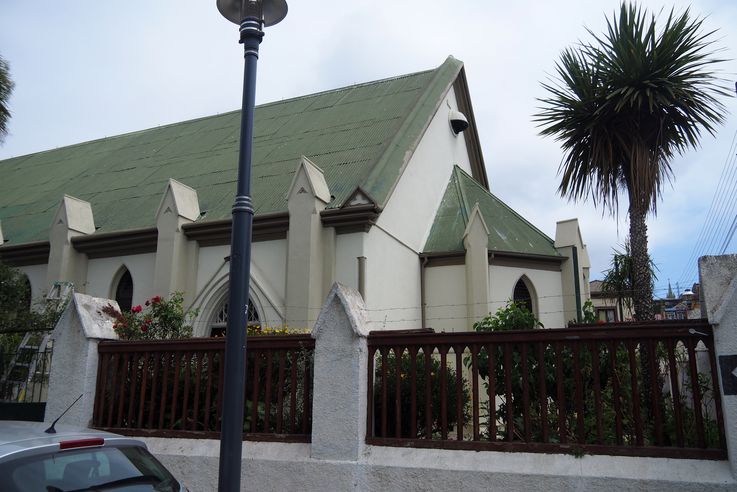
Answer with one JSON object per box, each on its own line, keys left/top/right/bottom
{"left": 581, "top": 300, "right": 598, "bottom": 324}
{"left": 465, "top": 301, "right": 721, "bottom": 449}
{"left": 102, "top": 293, "right": 196, "bottom": 340}
{"left": 473, "top": 300, "right": 544, "bottom": 332}
{"left": 536, "top": 2, "right": 728, "bottom": 320}
{"left": 0, "top": 262, "right": 65, "bottom": 350}
{"left": 373, "top": 351, "right": 470, "bottom": 438}
{"left": 244, "top": 345, "right": 313, "bottom": 433}
{"left": 601, "top": 243, "right": 658, "bottom": 318}
{"left": 0, "top": 54, "right": 13, "bottom": 144}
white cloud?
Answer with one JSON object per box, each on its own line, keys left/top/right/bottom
{"left": 0, "top": 0, "right": 735, "bottom": 291}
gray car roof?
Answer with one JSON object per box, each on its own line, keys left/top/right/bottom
{"left": 0, "top": 421, "right": 138, "bottom": 461}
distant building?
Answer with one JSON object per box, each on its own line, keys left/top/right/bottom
{"left": 589, "top": 279, "right": 632, "bottom": 322}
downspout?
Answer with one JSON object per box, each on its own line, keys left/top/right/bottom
{"left": 357, "top": 256, "right": 367, "bottom": 300}
{"left": 420, "top": 257, "right": 428, "bottom": 328}
{"left": 572, "top": 246, "right": 582, "bottom": 322}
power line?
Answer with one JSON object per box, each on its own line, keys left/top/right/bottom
{"left": 676, "top": 129, "right": 737, "bottom": 286}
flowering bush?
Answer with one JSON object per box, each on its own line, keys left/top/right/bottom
{"left": 102, "top": 292, "right": 197, "bottom": 340}
{"left": 246, "top": 324, "right": 308, "bottom": 336}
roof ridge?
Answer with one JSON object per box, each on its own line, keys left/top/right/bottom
{"left": 361, "top": 56, "right": 464, "bottom": 206}
{"left": 1, "top": 69, "right": 440, "bottom": 163}
{"left": 0, "top": 110, "right": 242, "bottom": 162}
{"left": 257, "top": 68, "right": 436, "bottom": 109}
{"left": 452, "top": 166, "right": 471, "bottom": 224}
{"left": 452, "top": 165, "right": 555, "bottom": 246}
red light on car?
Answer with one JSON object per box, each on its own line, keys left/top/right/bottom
{"left": 59, "top": 438, "right": 105, "bottom": 450}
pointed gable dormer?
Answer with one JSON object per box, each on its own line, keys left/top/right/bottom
{"left": 286, "top": 157, "right": 333, "bottom": 329}
{"left": 153, "top": 179, "right": 200, "bottom": 298}
{"left": 47, "top": 195, "right": 95, "bottom": 291}
{"left": 463, "top": 203, "right": 491, "bottom": 323}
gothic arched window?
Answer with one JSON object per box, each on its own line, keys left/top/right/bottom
{"left": 209, "top": 298, "right": 260, "bottom": 337}
{"left": 513, "top": 277, "right": 535, "bottom": 315}
{"left": 115, "top": 269, "right": 133, "bottom": 312}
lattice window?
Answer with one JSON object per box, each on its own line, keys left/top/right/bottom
{"left": 209, "top": 299, "right": 260, "bottom": 337}
{"left": 513, "top": 278, "right": 534, "bottom": 314}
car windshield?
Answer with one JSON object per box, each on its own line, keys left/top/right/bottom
{"left": 0, "top": 445, "right": 178, "bottom": 492}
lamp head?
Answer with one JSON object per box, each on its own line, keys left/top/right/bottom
{"left": 217, "top": 0, "right": 288, "bottom": 27}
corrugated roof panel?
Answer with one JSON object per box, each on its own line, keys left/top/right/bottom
{"left": 423, "top": 166, "right": 559, "bottom": 257}
{"left": 0, "top": 57, "right": 464, "bottom": 245}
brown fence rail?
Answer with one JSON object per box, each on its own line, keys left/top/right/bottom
{"left": 366, "top": 320, "right": 726, "bottom": 460}
{"left": 93, "top": 335, "right": 314, "bottom": 441}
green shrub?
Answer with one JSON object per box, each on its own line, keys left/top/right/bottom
{"left": 102, "top": 293, "right": 196, "bottom": 340}
{"left": 373, "top": 351, "right": 470, "bottom": 439}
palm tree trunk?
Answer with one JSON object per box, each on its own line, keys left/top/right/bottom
{"left": 629, "top": 201, "right": 655, "bottom": 421}
{"left": 628, "top": 204, "right": 654, "bottom": 321}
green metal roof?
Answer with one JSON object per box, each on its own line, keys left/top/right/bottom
{"left": 423, "top": 166, "right": 560, "bottom": 256}
{"left": 0, "top": 57, "right": 465, "bottom": 246}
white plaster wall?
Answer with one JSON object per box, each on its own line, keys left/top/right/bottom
{"left": 194, "top": 244, "right": 230, "bottom": 296}
{"left": 377, "top": 87, "right": 474, "bottom": 252}
{"left": 252, "top": 240, "right": 287, "bottom": 305}
{"left": 334, "top": 233, "right": 364, "bottom": 293}
{"left": 18, "top": 263, "right": 48, "bottom": 303}
{"left": 424, "top": 265, "right": 468, "bottom": 332}
{"left": 190, "top": 240, "right": 288, "bottom": 334}
{"left": 142, "top": 438, "right": 737, "bottom": 492}
{"left": 489, "top": 265, "right": 567, "bottom": 329}
{"left": 85, "top": 254, "right": 156, "bottom": 308}
{"left": 362, "top": 227, "right": 421, "bottom": 330}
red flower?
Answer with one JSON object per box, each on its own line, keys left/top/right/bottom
{"left": 151, "top": 296, "right": 162, "bottom": 305}
{"left": 145, "top": 300, "right": 150, "bottom": 306}
{"left": 132, "top": 305, "right": 142, "bottom": 313}
{"left": 141, "top": 325, "right": 148, "bottom": 333}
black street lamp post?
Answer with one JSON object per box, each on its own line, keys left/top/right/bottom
{"left": 215, "top": 1, "right": 287, "bottom": 490}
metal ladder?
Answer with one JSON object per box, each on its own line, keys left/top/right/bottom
{"left": 0, "top": 332, "right": 52, "bottom": 402}
{"left": 0, "top": 281, "right": 71, "bottom": 402}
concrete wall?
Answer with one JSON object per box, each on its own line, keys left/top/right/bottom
{"left": 44, "top": 282, "right": 737, "bottom": 491}
{"left": 143, "top": 438, "right": 736, "bottom": 492}
{"left": 700, "top": 255, "right": 737, "bottom": 479}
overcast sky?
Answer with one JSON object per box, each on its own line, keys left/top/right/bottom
{"left": 1, "top": 0, "right": 736, "bottom": 299}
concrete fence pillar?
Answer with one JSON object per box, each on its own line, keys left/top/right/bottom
{"left": 310, "top": 282, "right": 369, "bottom": 461}
{"left": 44, "top": 293, "right": 118, "bottom": 427}
{"left": 699, "top": 254, "right": 737, "bottom": 478}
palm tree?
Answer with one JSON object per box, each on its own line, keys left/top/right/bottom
{"left": 601, "top": 243, "right": 657, "bottom": 321}
{"left": 536, "top": 3, "right": 728, "bottom": 321}
{"left": 0, "top": 55, "right": 13, "bottom": 144}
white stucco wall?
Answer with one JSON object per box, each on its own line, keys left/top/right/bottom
{"left": 489, "top": 265, "right": 566, "bottom": 329}
{"left": 362, "top": 227, "right": 421, "bottom": 330}
{"left": 85, "top": 253, "right": 156, "bottom": 308}
{"left": 143, "top": 438, "right": 737, "bottom": 492}
{"left": 424, "top": 265, "right": 468, "bottom": 332}
{"left": 377, "top": 87, "right": 474, "bottom": 252}
{"left": 334, "top": 233, "right": 364, "bottom": 294}
{"left": 424, "top": 264, "right": 566, "bottom": 332}
{"left": 353, "top": 85, "right": 477, "bottom": 332}
{"left": 190, "top": 240, "right": 288, "bottom": 334}
{"left": 18, "top": 263, "right": 48, "bottom": 303}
